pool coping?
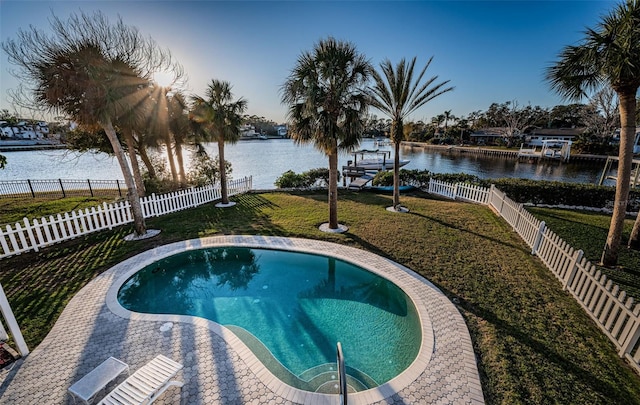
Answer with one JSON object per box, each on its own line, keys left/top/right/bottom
{"left": 103, "top": 235, "right": 484, "bottom": 404}
{"left": 0, "top": 235, "right": 484, "bottom": 404}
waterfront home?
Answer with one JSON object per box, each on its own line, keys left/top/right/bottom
{"left": 0, "top": 120, "right": 50, "bottom": 140}
{"left": 611, "top": 127, "right": 640, "bottom": 154}
{"left": 523, "top": 127, "right": 585, "bottom": 147}
{"left": 275, "top": 124, "right": 288, "bottom": 137}
{"left": 469, "top": 127, "right": 507, "bottom": 145}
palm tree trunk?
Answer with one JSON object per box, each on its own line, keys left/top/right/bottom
{"left": 393, "top": 141, "right": 401, "bottom": 208}
{"left": 328, "top": 150, "right": 339, "bottom": 229}
{"left": 601, "top": 91, "right": 635, "bottom": 265}
{"left": 175, "top": 139, "right": 187, "bottom": 187}
{"left": 218, "top": 138, "right": 229, "bottom": 204}
{"left": 138, "top": 147, "right": 157, "bottom": 179}
{"left": 392, "top": 121, "right": 402, "bottom": 208}
{"left": 124, "top": 129, "right": 146, "bottom": 197}
{"left": 627, "top": 97, "right": 640, "bottom": 250}
{"left": 630, "top": 210, "right": 640, "bottom": 250}
{"left": 101, "top": 119, "right": 147, "bottom": 236}
{"left": 165, "top": 132, "right": 178, "bottom": 183}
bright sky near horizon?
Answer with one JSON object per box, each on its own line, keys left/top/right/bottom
{"left": 0, "top": 0, "right": 615, "bottom": 124}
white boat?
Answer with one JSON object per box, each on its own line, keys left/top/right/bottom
{"left": 349, "top": 149, "right": 409, "bottom": 171}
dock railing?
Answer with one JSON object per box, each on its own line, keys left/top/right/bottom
{"left": 0, "top": 176, "right": 252, "bottom": 259}
{"left": 427, "top": 178, "right": 640, "bottom": 374}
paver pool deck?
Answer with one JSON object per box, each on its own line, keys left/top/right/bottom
{"left": 0, "top": 236, "right": 484, "bottom": 404}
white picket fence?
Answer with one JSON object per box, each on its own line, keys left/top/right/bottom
{"left": 0, "top": 177, "right": 252, "bottom": 259}
{"left": 428, "top": 178, "right": 640, "bottom": 374}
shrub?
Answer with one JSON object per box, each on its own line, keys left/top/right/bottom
{"left": 393, "top": 169, "right": 640, "bottom": 211}
{"left": 274, "top": 170, "right": 308, "bottom": 188}
{"left": 274, "top": 168, "right": 339, "bottom": 188}
{"left": 490, "top": 178, "right": 640, "bottom": 211}
{"left": 188, "top": 153, "right": 232, "bottom": 187}
{"left": 304, "top": 168, "right": 333, "bottom": 187}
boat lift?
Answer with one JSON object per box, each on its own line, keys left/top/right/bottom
{"left": 598, "top": 156, "right": 640, "bottom": 188}
{"left": 517, "top": 139, "right": 572, "bottom": 162}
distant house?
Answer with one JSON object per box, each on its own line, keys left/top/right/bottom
{"left": 240, "top": 124, "right": 259, "bottom": 139}
{"left": 275, "top": 125, "right": 288, "bottom": 137}
{"left": 0, "top": 120, "right": 51, "bottom": 140}
{"left": 469, "top": 128, "right": 507, "bottom": 145}
{"left": 523, "top": 128, "right": 585, "bottom": 147}
{"left": 611, "top": 127, "right": 640, "bottom": 154}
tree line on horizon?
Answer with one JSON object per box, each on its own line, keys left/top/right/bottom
{"left": 364, "top": 93, "right": 640, "bottom": 151}
{"left": 1, "top": 2, "right": 638, "bottom": 267}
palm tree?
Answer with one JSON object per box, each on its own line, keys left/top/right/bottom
{"left": 443, "top": 109, "right": 453, "bottom": 133}
{"left": 370, "top": 57, "right": 453, "bottom": 210}
{"left": 546, "top": 1, "right": 640, "bottom": 265}
{"left": 190, "top": 80, "right": 247, "bottom": 206}
{"left": 2, "top": 12, "right": 181, "bottom": 238}
{"left": 281, "top": 37, "right": 372, "bottom": 230}
{"left": 167, "top": 92, "right": 192, "bottom": 186}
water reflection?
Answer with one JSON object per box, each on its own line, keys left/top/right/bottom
{"left": 298, "top": 257, "right": 408, "bottom": 316}
{"left": 6, "top": 139, "right": 609, "bottom": 189}
{"left": 118, "top": 248, "right": 261, "bottom": 312}
{"left": 399, "top": 143, "right": 604, "bottom": 184}
{"left": 117, "top": 247, "right": 422, "bottom": 386}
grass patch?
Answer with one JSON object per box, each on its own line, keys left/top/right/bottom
{"left": 527, "top": 207, "right": 640, "bottom": 301}
{"left": 0, "top": 196, "right": 119, "bottom": 226}
{"left": 1, "top": 191, "right": 639, "bottom": 404}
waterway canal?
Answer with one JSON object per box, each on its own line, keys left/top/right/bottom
{"left": 0, "top": 138, "right": 609, "bottom": 190}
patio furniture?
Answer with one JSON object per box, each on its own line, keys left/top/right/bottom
{"left": 68, "top": 357, "right": 129, "bottom": 404}
{"left": 98, "top": 354, "right": 183, "bottom": 405}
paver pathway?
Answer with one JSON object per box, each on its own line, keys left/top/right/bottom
{"left": 0, "top": 236, "right": 484, "bottom": 404}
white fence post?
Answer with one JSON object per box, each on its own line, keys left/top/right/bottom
{"left": 0, "top": 177, "right": 256, "bottom": 259}
{"left": 0, "top": 283, "right": 28, "bottom": 356}
{"left": 563, "top": 249, "right": 584, "bottom": 290}
{"left": 22, "top": 217, "right": 39, "bottom": 253}
{"left": 531, "top": 221, "right": 546, "bottom": 256}
{"left": 620, "top": 308, "right": 640, "bottom": 357}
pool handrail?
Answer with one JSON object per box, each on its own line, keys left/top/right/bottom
{"left": 337, "top": 342, "right": 347, "bottom": 405}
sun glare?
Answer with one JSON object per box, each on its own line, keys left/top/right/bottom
{"left": 153, "top": 71, "right": 175, "bottom": 88}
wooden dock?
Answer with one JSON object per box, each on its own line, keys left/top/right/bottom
{"left": 347, "top": 174, "right": 375, "bottom": 190}
{"left": 342, "top": 165, "right": 376, "bottom": 190}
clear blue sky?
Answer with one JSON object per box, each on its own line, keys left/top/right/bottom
{"left": 0, "top": 0, "right": 615, "bottom": 124}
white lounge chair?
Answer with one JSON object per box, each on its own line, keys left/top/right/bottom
{"left": 98, "top": 355, "right": 183, "bottom": 405}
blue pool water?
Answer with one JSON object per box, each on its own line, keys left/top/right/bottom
{"left": 117, "top": 247, "right": 421, "bottom": 391}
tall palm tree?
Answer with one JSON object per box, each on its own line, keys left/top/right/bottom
{"left": 370, "top": 57, "right": 453, "bottom": 210}
{"left": 17, "top": 41, "right": 150, "bottom": 236}
{"left": 2, "top": 11, "right": 181, "bottom": 238}
{"left": 443, "top": 109, "right": 453, "bottom": 133}
{"left": 190, "top": 80, "right": 247, "bottom": 205}
{"left": 281, "top": 37, "right": 372, "bottom": 230}
{"left": 546, "top": 1, "right": 640, "bottom": 265}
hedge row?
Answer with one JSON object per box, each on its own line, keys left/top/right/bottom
{"left": 377, "top": 169, "right": 640, "bottom": 212}
{"left": 276, "top": 168, "right": 640, "bottom": 212}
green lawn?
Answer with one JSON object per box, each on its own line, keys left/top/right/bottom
{"left": 1, "top": 191, "right": 639, "bottom": 404}
{"left": 527, "top": 206, "right": 640, "bottom": 301}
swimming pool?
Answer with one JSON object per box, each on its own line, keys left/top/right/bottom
{"left": 116, "top": 246, "right": 421, "bottom": 392}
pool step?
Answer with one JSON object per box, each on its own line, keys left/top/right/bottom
{"left": 299, "top": 363, "right": 372, "bottom": 393}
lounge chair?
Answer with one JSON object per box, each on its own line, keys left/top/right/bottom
{"left": 98, "top": 355, "right": 183, "bottom": 405}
